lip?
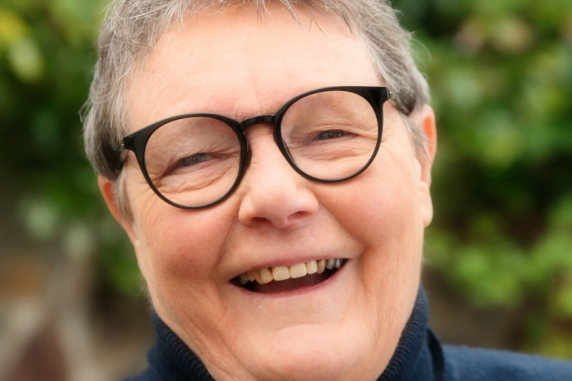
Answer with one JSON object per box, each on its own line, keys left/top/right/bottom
{"left": 229, "top": 258, "right": 350, "bottom": 300}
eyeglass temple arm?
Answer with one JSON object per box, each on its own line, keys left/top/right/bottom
{"left": 388, "top": 90, "right": 410, "bottom": 116}
{"left": 119, "top": 136, "right": 135, "bottom": 164}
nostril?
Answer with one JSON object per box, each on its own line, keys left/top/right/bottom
{"left": 249, "top": 213, "right": 307, "bottom": 229}
{"left": 252, "top": 217, "right": 270, "bottom": 225}
{"left": 288, "top": 211, "right": 305, "bottom": 221}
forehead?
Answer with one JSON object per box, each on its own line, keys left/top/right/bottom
{"left": 126, "top": 3, "right": 382, "bottom": 131}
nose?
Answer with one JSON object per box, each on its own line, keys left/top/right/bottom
{"left": 237, "top": 124, "right": 319, "bottom": 229}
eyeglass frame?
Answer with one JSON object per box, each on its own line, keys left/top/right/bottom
{"left": 121, "top": 85, "right": 392, "bottom": 210}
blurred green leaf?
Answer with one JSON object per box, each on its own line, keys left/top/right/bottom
{"left": 7, "top": 36, "right": 45, "bottom": 81}
{"left": 0, "top": 8, "right": 28, "bottom": 47}
{"left": 21, "top": 198, "right": 61, "bottom": 240}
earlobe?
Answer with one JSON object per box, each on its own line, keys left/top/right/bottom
{"left": 408, "top": 105, "right": 437, "bottom": 227}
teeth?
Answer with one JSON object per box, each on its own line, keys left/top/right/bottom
{"left": 317, "top": 259, "right": 326, "bottom": 273}
{"left": 272, "top": 266, "right": 290, "bottom": 281}
{"left": 258, "top": 267, "right": 273, "bottom": 284}
{"left": 238, "top": 259, "right": 345, "bottom": 285}
{"left": 289, "top": 263, "right": 307, "bottom": 278}
{"left": 306, "top": 260, "right": 317, "bottom": 274}
{"left": 326, "top": 259, "right": 336, "bottom": 270}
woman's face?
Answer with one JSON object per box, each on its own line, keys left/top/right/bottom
{"left": 102, "top": 4, "right": 436, "bottom": 381}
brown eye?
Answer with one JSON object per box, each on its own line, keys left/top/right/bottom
{"left": 181, "top": 153, "right": 213, "bottom": 166}
{"left": 316, "top": 130, "right": 345, "bottom": 140}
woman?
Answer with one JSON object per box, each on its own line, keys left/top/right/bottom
{"left": 83, "top": 0, "right": 572, "bottom": 380}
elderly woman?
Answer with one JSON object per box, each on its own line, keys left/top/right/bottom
{"left": 83, "top": 0, "right": 572, "bottom": 380}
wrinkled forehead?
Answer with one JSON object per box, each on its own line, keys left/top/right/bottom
{"left": 125, "top": 2, "right": 381, "bottom": 132}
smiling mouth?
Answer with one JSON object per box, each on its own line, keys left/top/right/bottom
{"left": 232, "top": 259, "right": 347, "bottom": 294}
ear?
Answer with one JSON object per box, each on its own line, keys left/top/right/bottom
{"left": 408, "top": 105, "right": 437, "bottom": 227}
{"left": 99, "top": 175, "right": 152, "bottom": 284}
{"left": 98, "top": 175, "right": 139, "bottom": 247}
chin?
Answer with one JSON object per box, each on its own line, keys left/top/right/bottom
{"left": 247, "top": 330, "right": 371, "bottom": 381}
{"left": 230, "top": 314, "right": 395, "bottom": 381}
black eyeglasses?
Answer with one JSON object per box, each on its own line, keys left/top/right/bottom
{"left": 122, "top": 86, "right": 391, "bottom": 209}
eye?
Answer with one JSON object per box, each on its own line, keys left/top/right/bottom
{"left": 316, "top": 130, "right": 346, "bottom": 140}
{"left": 181, "top": 153, "right": 213, "bottom": 166}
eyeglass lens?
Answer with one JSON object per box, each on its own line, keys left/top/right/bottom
{"left": 143, "top": 90, "right": 379, "bottom": 208}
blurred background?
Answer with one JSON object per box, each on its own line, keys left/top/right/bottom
{"left": 0, "top": 0, "right": 571, "bottom": 380}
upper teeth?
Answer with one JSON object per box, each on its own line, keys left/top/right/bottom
{"left": 238, "top": 259, "right": 344, "bottom": 285}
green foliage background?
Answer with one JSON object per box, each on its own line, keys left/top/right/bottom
{"left": 1, "top": 0, "right": 571, "bottom": 358}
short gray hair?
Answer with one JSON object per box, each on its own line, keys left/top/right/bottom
{"left": 82, "top": 0, "right": 430, "bottom": 182}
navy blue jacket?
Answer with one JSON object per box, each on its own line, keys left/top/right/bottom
{"left": 123, "top": 289, "right": 572, "bottom": 381}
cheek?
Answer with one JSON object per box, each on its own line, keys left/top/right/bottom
{"left": 322, "top": 152, "right": 421, "bottom": 248}
{"left": 316, "top": 146, "right": 424, "bottom": 290}
{"left": 131, "top": 193, "right": 233, "bottom": 300}
{"left": 133, "top": 204, "right": 240, "bottom": 338}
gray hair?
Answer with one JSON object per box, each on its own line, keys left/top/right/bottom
{"left": 82, "top": 0, "right": 430, "bottom": 183}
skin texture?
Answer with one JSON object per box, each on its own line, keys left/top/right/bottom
{"left": 99, "top": 3, "right": 437, "bottom": 381}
